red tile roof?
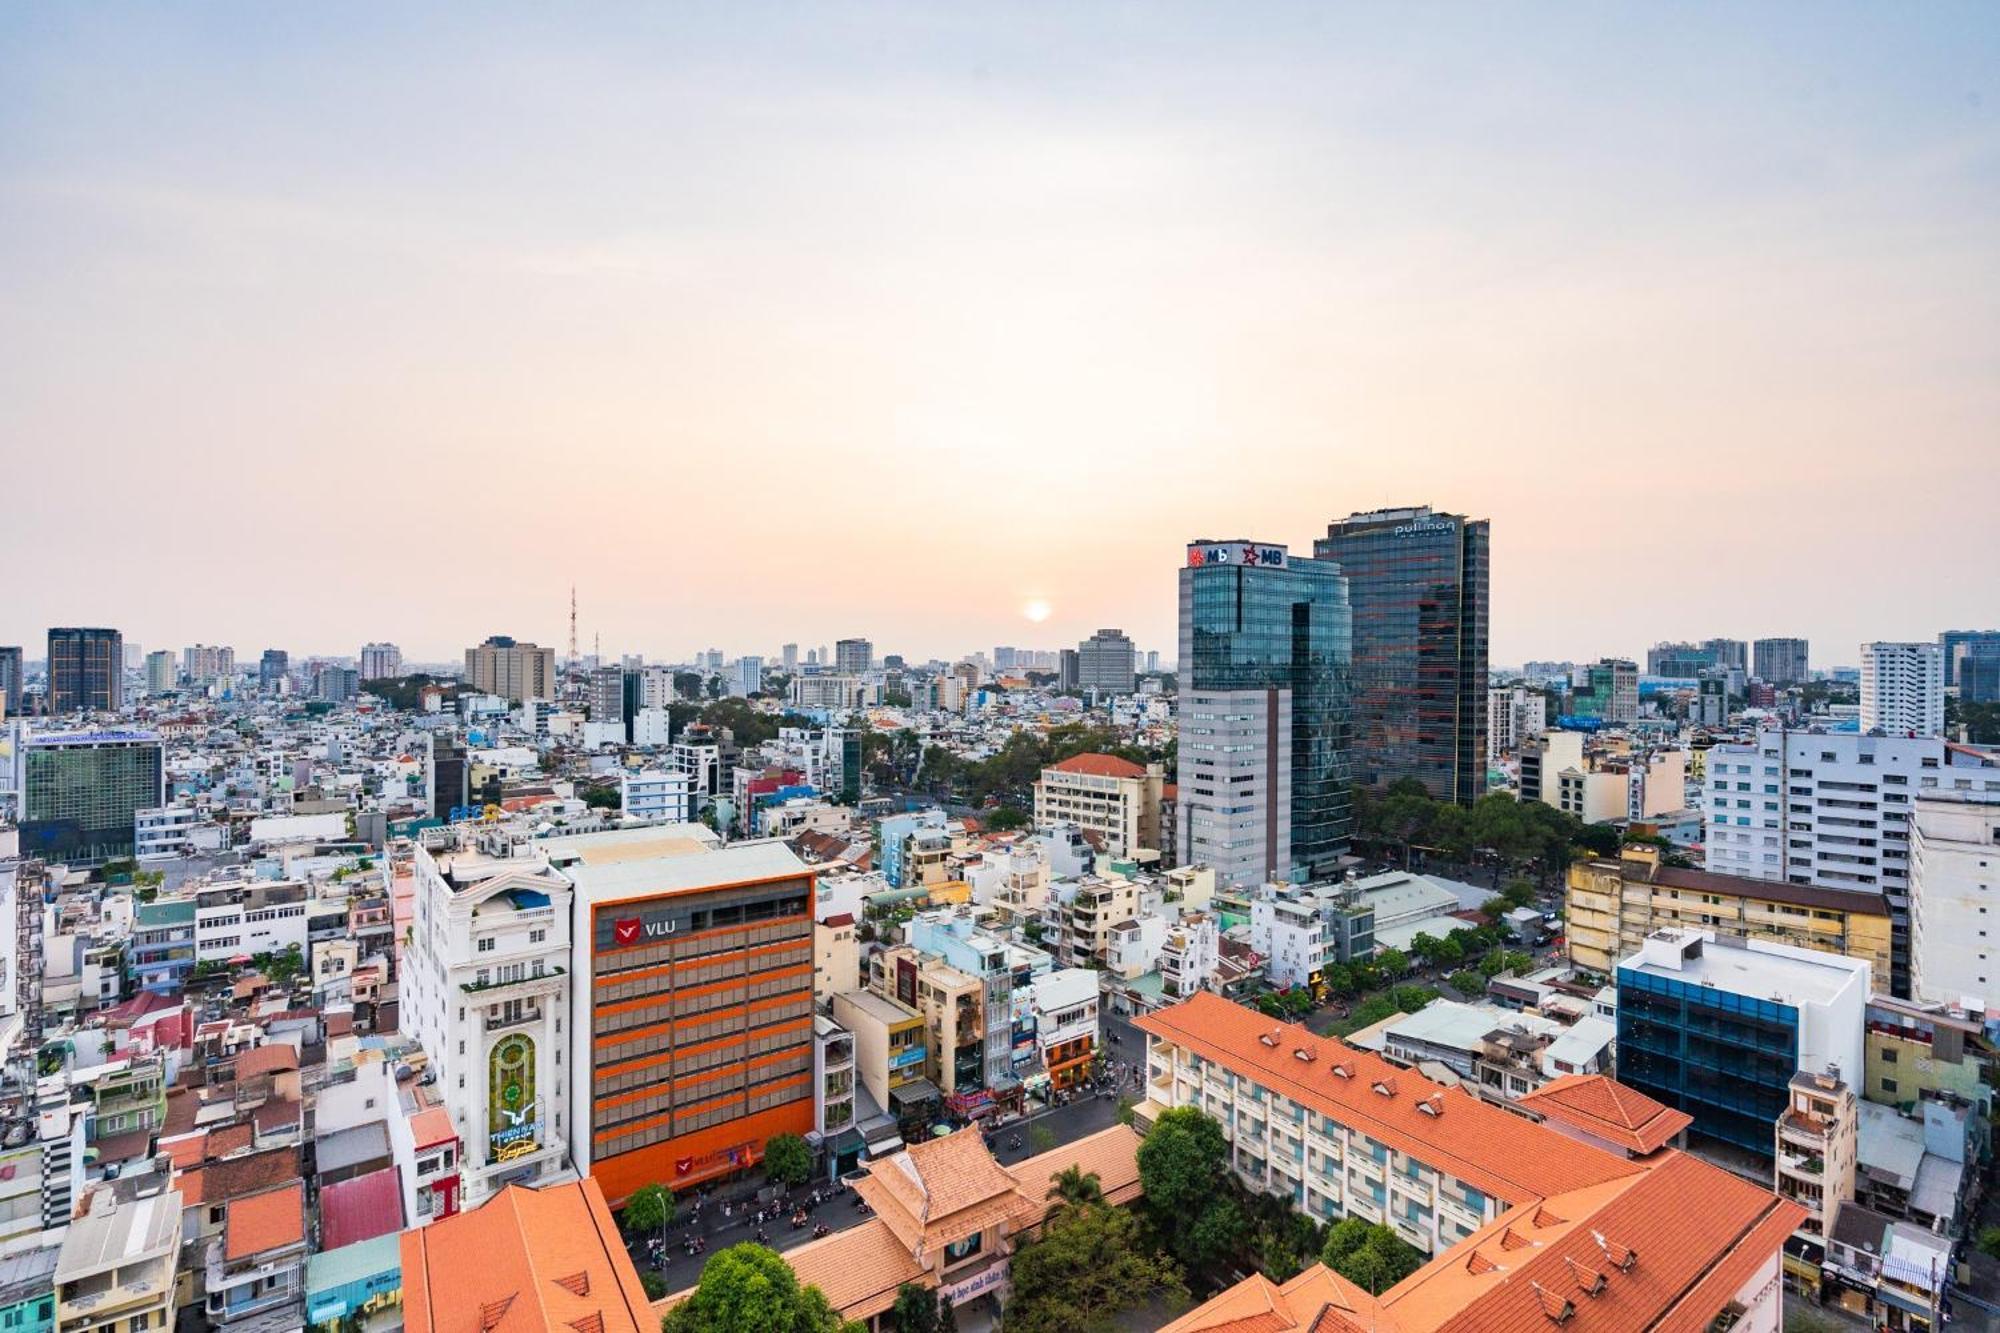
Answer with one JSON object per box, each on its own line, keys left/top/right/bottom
{"left": 320, "top": 1167, "right": 405, "bottom": 1249}
{"left": 408, "top": 1105, "right": 457, "bottom": 1151}
{"left": 1047, "top": 752, "right": 1147, "bottom": 779}
{"left": 401, "top": 1178, "right": 655, "bottom": 1333}
{"left": 1514, "top": 1074, "right": 1692, "bottom": 1156}
{"left": 225, "top": 1182, "right": 305, "bottom": 1261}
{"left": 234, "top": 1043, "right": 299, "bottom": 1079}
{"left": 1136, "top": 992, "right": 1643, "bottom": 1204}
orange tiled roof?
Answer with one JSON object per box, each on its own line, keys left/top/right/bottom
{"left": 1047, "top": 752, "right": 1148, "bottom": 779}
{"left": 234, "top": 1043, "right": 299, "bottom": 1078}
{"left": 1159, "top": 1265, "right": 1384, "bottom": 1333}
{"left": 780, "top": 1217, "right": 927, "bottom": 1320}
{"left": 225, "top": 1182, "right": 304, "bottom": 1262}
{"left": 1513, "top": 1074, "right": 1692, "bottom": 1156}
{"left": 400, "top": 1179, "right": 655, "bottom": 1333}
{"left": 1135, "top": 992, "right": 1642, "bottom": 1204}
{"left": 408, "top": 1105, "right": 457, "bottom": 1150}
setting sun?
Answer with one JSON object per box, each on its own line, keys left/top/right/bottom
{"left": 1022, "top": 599, "right": 1052, "bottom": 623}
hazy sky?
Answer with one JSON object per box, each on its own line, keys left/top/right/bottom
{"left": 3, "top": 5, "right": 1995, "bottom": 669}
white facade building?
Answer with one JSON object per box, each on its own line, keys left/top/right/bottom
{"left": 1157, "top": 914, "right": 1220, "bottom": 999}
{"left": 1703, "top": 728, "right": 2000, "bottom": 997}
{"left": 404, "top": 837, "right": 575, "bottom": 1207}
{"left": 1485, "top": 686, "right": 1547, "bottom": 757}
{"left": 1029, "top": 968, "right": 1099, "bottom": 1072}
{"left": 1910, "top": 793, "right": 2000, "bottom": 1006}
{"left": 1178, "top": 689, "right": 1291, "bottom": 888}
{"left": 1861, "top": 642, "right": 1945, "bottom": 738}
{"left": 621, "top": 769, "right": 694, "bottom": 824}
{"left": 134, "top": 806, "right": 199, "bottom": 860}
{"left": 193, "top": 883, "right": 310, "bottom": 963}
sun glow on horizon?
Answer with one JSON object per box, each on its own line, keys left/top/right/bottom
{"left": 1022, "top": 599, "right": 1052, "bottom": 623}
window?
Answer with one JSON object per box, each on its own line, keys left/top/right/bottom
{"left": 478, "top": 936, "right": 495, "bottom": 953}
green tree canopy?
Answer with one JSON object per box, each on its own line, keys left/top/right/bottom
{"left": 660, "top": 1243, "right": 862, "bottom": 1333}
{"left": 623, "top": 1183, "right": 675, "bottom": 1235}
{"left": 888, "top": 1283, "right": 956, "bottom": 1333}
{"left": 1005, "top": 1202, "right": 1186, "bottom": 1333}
{"left": 1320, "top": 1223, "right": 1425, "bottom": 1296}
{"left": 1046, "top": 1166, "right": 1105, "bottom": 1214}
{"left": 763, "top": 1133, "right": 813, "bottom": 1188}
{"left": 1137, "top": 1107, "right": 1228, "bottom": 1222}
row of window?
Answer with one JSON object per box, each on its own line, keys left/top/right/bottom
{"left": 594, "top": 994, "right": 815, "bottom": 1060}
{"left": 593, "top": 1048, "right": 813, "bottom": 1132}
{"left": 595, "top": 1076, "right": 810, "bottom": 1158}
{"left": 595, "top": 1023, "right": 810, "bottom": 1095}
{"left": 594, "top": 941, "right": 812, "bottom": 1003}
{"left": 593, "top": 905, "right": 811, "bottom": 976}
{"left": 593, "top": 967, "right": 807, "bottom": 1036}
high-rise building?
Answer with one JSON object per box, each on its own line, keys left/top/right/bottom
{"left": 1485, "top": 685, "right": 1547, "bottom": 757}
{"left": 733, "top": 656, "right": 763, "bottom": 698}
{"left": 1860, "top": 641, "right": 1944, "bottom": 737}
{"left": 834, "top": 638, "right": 872, "bottom": 675}
{"left": 144, "top": 650, "right": 176, "bottom": 694}
{"left": 781, "top": 643, "right": 799, "bottom": 670}
{"left": 1702, "top": 728, "right": 2000, "bottom": 997}
{"left": 1058, "top": 648, "right": 1080, "bottom": 692}
{"left": 182, "top": 644, "right": 234, "bottom": 686}
{"left": 1910, "top": 793, "right": 2000, "bottom": 1005}
{"left": 0, "top": 646, "right": 19, "bottom": 718}
{"left": 18, "top": 729, "right": 165, "bottom": 865}
{"left": 1177, "top": 538, "right": 1351, "bottom": 886}
{"left": 559, "top": 831, "right": 818, "bottom": 1203}
{"left": 1076, "top": 628, "right": 1136, "bottom": 695}
{"left": 1313, "top": 506, "right": 1489, "bottom": 805}
{"left": 1703, "top": 638, "right": 1750, "bottom": 674}
{"left": 1939, "top": 630, "right": 2000, "bottom": 688}
{"left": 1964, "top": 651, "right": 2000, "bottom": 705}
{"left": 464, "top": 636, "right": 557, "bottom": 703}
{"left": 46, "top": 627, "right": 123, "bottom": 714}
{"left": 258, "top": 649, "right": 289, "bottom": 693}
{"left": 1646, "top": 641, "right": 1712, "bottom": 678}
{"left": 1753, "top": 638, "right": 1810, "bottom": 685}
{"left": 1568, "top": 659, "right": 1639, "bottom": 724}
{"left": 587, "top": 666, "right": 625, "bottom": 723}
{"left": 314, "top": 666, "right": 360, "bottom": 703}
{"left": 359, "top": 642, "right": 402, "bottom": 680}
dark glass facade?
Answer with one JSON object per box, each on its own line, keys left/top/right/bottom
{"left": 0, "top": 646, "right": 20, "bottom": 717}
{"left": 1313, "top": 508, "right": 1489, "bottom": 805}
{"left": 20, "top": 732, "right": 164, "bottom": 865}
{"left": 1178, "top": 541, "right": 1353, "bottom": 879}
{"left": 1615, "top": 965, "right": 1799, "bottom": 1155}
{"left": 46, "top": 627, "right": 124, "bottom": 714}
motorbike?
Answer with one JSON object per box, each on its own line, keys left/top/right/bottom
{"left": 812, "top": 1222, "right": 831, "bottom": 1239}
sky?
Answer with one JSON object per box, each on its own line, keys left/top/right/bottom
{"left": 2, "top": 4, "right": 1996, "bottom": 670}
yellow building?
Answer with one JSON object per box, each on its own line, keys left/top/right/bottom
{"left": 1032, "top": 754, "right": 1165, "bottom": 859}
{"left": 1565, "top": 845, "right": 1892, "bottom": 981}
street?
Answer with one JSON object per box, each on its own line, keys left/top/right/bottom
{"left": 637, "top": 1043, "right": 1144, "bottom": 1295}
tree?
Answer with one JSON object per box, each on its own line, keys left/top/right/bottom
{"left": 1005, "top": 1201, "right": 1186, "bottom": 1333}
{"left": 623, "top": 1182, "right": 676, "bottom": 1238}
{"left": 1321, "top": 1223, "right": 1424, "bottom": 1296}
{"left": 1374, "top": 947, "right": 1410, "bottom": 981}
{"left": 1046, "top": 1166, "right": 1105, "bottom": 1215}
{"left": 1408, "top": 933, "right": 1443, "bottom": 968}
{"left": 1432, "top": 935, "right": 1464, "bottom": 968}
{"left": 1979, "top": 1226, "right": 2000, "bottom": 1262}
{"left": 640, "top": 1271, "right": 668, "bottom": 1300}
{"left": 764, "top": 1132, "right": 813, "bottom": 1188}
{"left": 888, "top": 1283, "right": 956, "bottom": 1333}
{"left": 986, "top": 806, "right": 1029, "bottom": 831}
{"left": 1501, "top": 878, "right": 1538, "bottom": 909}
{"left": 1029, "top": 1123, "right": 1058, "bottom": 1154}
{"left": 1115, "top": 1095, "right": 1137, "bottom": 1127}
{"left": 1137, "top": 1107, "right": 1229, "bottom": 1222}
{"left": 660, "top": 1243, "right": 862, "bottom": 1333}
{"left": 1319, "top": 962, "right": 1359, "bottom": 1000}
{"left": 1478, "top": 896, "right": 1512, "bottom": 921}
{"left": 580, "top": 785, "right": 621, "bottom": 810}
{"left": 1448, "top": 969, "right": 1487, "bottom": 998}
{"left": 673, "top": 671, "right": 703, "bottom": 700}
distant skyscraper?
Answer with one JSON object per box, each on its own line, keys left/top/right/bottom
{"left": 588, "top": 665, "right": 626, "bottom": 722}
{"left": 464, "top": 636, "right": 556, "bottom": 702}
{"left": 1058, "top": 648, "right": 1080, "bottom": 692}
{"left": 259, "top": 649, "right": 289, "bottom": 693}
{"left": 46, "top": 627, "right": 123, "bottom": 714}
{"left": 1939, "top": 630, "right": 2000, "bottom": 688}
{"left": 1753, "top": 638, "right": 1810, "bottom": 685}
{"left": 1646, "top": 642, "right": 1711, "bottom": 678}
{"left": 18, "top": 729, "right": 164, "bottom": 865}
{"left": 1313, "top": 506, "right": 1489, "bottom": 805}
{"left": 733, "top": 656, "right": 763, "bottom": 698}
{"left": 834, "top": 638, "right": 872, "bottom": 675}
{"left": 1702, "top": 638, "right": 1749, "bottom": 675}
{"left": 182, "top": 644, "right": 235, "bottom": 686}
{"left": 1861, "top": 642, "right": 1944, "bottom": 737}
{"left": 1569, "top": 659, "right": 1640, "bottom": 723}
{"left": 1077, "top": 629, "right": 1136, "bottom": 695}
{"left": 781, "top": 643, "right": 799, "bottom": 670}
{"left": 314, "top": 666, "right": 360, "bottom": 703}
{"left": 1964, "top": 651, "right": 2000, "bottom": 705}
{"left": 1145, "top": 650, "right": 1161, "bottom": 675}
{"left": 359, "top": 642, "right": 402, "bottom": 680}
{"left": 0, "top": 646, "right": 19, "bottom": 718}
{"left": 1178, "top": 538, "right": 1352, "bottom": 886}
{"left": 144, "top": 651, "right": 176, "bottom": 695}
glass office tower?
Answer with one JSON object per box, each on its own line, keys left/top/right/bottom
{"left": 46, "top": 627, "right": 125, "bottom": 714}
{"left": 1314, "top": 507, "right": 1489, "bottom": 805}
{"left": 20, "top": 730, "right": 165, "bottom": 865}
{"left": 1177, "top": 540, "right": 1352, "bottom": 885}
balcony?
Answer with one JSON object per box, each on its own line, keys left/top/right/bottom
{"left": 485, "top": 1006, "right": 544, "bottom": 1032}
{"left": 461, "top": 966, "right": 566, "bottom": 997}
{"left": 1777, "top": 1151, "right": 1824, "bottom": 1182}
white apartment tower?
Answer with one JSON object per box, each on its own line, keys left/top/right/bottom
{"left": 1910, "top": 793, "right": 2000, "bottom": 1006}
{"left": 1178, "top": 689, "right": 1291, "bottom": 887}
{"left": 1703, "top": 728, "right": 2000, "bottom": 998}
{"left": 1861, "top": 641, "right": 1944, "bottom": 738}
{"left": 405, "top": 835, "right": 576, "bottom": 1207}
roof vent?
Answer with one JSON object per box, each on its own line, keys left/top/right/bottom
{"left": 1531, "top": 1282, "right": 1576, "bottom": 1324}
{"left": 1417, "top": 1093, "right": 1445, "bottom": 1117}
{"left": 1293, "top": 1047, "right": 1316, "bottom": 1063}
{"left": 1259, "top": 1028, "right": 1282, "bottom": 1048}
{"left": 1592, "top": 1230, "right": 1637, "bottom": 1270}
{"left": 1331, "top": 1062, "right": 1354, "bottom": 1080}
{"left": 1372, "top": 1077, "right": 1397, "bottom": 1098}
{"left": 1465, "top": 1250, "right": 1500, "bottom": 1277}
{"left": 1563, "top": 1256, "right": 1606, "bottom": 1296}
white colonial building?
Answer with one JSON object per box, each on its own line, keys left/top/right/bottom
{"left": 405, "top": 831, "right": 575, "bottom": 1207}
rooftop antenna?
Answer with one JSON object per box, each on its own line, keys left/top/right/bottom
{"left": 569, "top": 583, "right": 579, "bottom": 673}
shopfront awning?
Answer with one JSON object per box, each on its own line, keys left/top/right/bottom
{"left": 890, "top": 1078, "right": 943, "bottom": 1108}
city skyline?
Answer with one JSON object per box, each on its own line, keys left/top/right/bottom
{"left": 4, "top": 7, "right": 1997, "bottom": 665}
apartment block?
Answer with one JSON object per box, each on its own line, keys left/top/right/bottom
{"left": 1032, "top": 754, "right": 1164, "bottom": 859}
{"left": 1909, "top": 792, "right": 2000, "bottom": 1005}
{"left": 1565, "top": 844, "right": 1892, "bottom": 980}
{"left": 1861, "top": 642, "right": 1944, "bottom": 738}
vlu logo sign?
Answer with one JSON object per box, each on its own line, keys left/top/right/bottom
{"left": 611, "top": 916, "right": 675, "bottom": 947}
